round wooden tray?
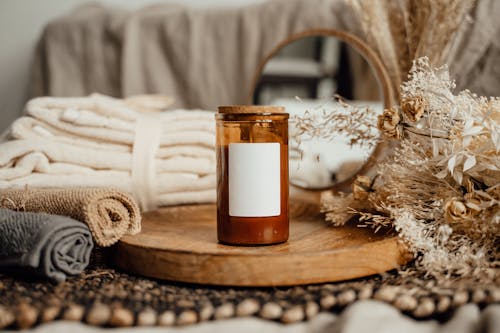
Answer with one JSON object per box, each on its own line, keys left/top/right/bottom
{"left": 112, "top": 202, "right": 411, "bottom": 286}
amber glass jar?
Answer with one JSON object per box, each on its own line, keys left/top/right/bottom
{"left": 216, "top": 106, "right": 289, "bottom": 245}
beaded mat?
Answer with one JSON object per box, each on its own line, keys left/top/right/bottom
{"left": 0, "top": 261, "right": 498, "bottom": 330}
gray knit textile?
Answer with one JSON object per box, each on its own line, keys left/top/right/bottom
{"left": 0, "top": 208, "right": 93, "bottom": 282}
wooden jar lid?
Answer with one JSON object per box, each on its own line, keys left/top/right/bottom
{"left": 218, "top": 105, "right": 285, "bottom": 114}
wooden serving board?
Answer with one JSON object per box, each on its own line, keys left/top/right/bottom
{"left": 113, "top": 202, "right": 411, "bottom": 286}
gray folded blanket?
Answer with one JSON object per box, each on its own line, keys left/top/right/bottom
{"left": 0, "top": 208, "right": 93, "bottom": 282}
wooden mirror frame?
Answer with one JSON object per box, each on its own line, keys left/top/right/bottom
{"left": 249, "top": 28, "right": 395, "bottom": 192}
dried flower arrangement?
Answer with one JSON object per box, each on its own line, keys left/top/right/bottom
{"left": 321, "top": 58, "right": 499, "bottom": 283}
{"left": 294, "top": 1, "right": 499, "bottom": 284}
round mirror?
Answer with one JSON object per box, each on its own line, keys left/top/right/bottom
{"left": 250, "top": 30, "right": 393, "bottom": 191}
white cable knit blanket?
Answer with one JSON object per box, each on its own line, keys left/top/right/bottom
{"left": 0, "top": 94, "right": 216, "bottom": 211}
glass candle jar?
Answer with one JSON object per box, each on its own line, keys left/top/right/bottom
{"left": 216, "top": 106, "right": 289, "bottom": 245}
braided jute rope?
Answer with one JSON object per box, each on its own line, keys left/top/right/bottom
{"left": 0, "top": 261, "right": 498, "bottom": 329}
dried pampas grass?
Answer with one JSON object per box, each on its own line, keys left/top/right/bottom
{"left": 345, "top": 0, "right": 475, "bottom": 100}
{"left": 322, "top": 58, "right": 499, "bottom": 283}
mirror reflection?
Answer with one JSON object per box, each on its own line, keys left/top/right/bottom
{"left": 253, "top": 36, "right": 384, "bottom": 189}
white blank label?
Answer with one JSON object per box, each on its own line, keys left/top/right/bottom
{"left": 229, "top": 143, "right": 281, "bottom": 217}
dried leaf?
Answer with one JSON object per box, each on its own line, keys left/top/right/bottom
{"left": 481, "top": 162, "right": 500, "bottom": 171}
{"left": 464, "top": 118, "right": 474, "bottom": 130}
{"left": 453, "top": 170, "right": 463, "bottom": 186}
{"left": 463, "top": 155, "right": 476, "bottom": 171}
{"left": 463, "top": 135, "right": 473, "bottom": 147}
{"left": 435, "top": 168, "right": 449, "bottom": 179}
{"left": 463, "top": 126, "right": 483, "bottom": 137}
{"left": 432, "top": 139, "right": 440, "bottom": 157}
{"left": 491, "top": 130, "right": 500, "bottom": 152}
{"left": 465, "top": 201, "right": 482, "bottom": 211}
{"left": 447, "top": 155, "right": 457, "bottom": 174}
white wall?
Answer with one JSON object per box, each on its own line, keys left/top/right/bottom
{"left": 0, "top": 0, "right": 266, "bottom": 132}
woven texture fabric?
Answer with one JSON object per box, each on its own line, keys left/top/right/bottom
{"left": 0, "top": 188, "right": 140, "bottom": 247}
{"left": 0, "top": 262, "right": 498, "bottom": 329}
{"left": 0, "top": 209, "right": 93, "bottom": 283}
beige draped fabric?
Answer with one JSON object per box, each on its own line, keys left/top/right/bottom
{"left": 31, "top": 0, "right": 500, "bottom": 109}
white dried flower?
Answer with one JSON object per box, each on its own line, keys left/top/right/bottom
{"left": 444, "top": 197, "right": 470, "bottom": 223}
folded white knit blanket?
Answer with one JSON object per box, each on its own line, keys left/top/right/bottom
{"left": 0, "top": 94, "right": 216, "bottom": 211}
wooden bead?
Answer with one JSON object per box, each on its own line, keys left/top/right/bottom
{"left": 281, "top": 306, "right": 304, "bottom": 323}
{"left": 472, "top": 290, "right": 486, "bottom": 303}
{"left": 452, "top": 291, "right": 469, "bottom": 306}
{"left": 413, "top": 298, "right": 435, "bottom": 318}
{"left": 337, "top": 290, "right": 356, "bottom": 306}
{"left": 305, "top": 301, "right": 319, "bottom": 319}
{"left": 176, "top": 310, "right": 197, "bottom": 325}
{"left": 109, "top": 307, "right": 134, "bottom": 327}
{"left": 137, "top": 309, "right": 157, "bottom": 326}
{"left": 322, "top": 284, "right": 336, "bottom": 291}
{"left": 176, "top": 300, "right": 195, "bottom": 308}
{"left": 41, "top": 306, "right": 60, "bottom": 323}
{"left": 358, "top": 285, "right": 373, "bottom": 300}
{"left": 200, "top": 303, "right": 214, "bottom": 321}
{"left": 374, "top": 286, "right": 398, "bottom": 302}
{"left": 214, "top": 303, "right": 234, "bottom": 320}
{"left": 86, "top": 303, "right": 111, "bottom": 326}
{"left": 45, "top": 297, "right": 61, "bottom": 308}
{"left": 436, "top": 296, "right": 451, "bottom": 313}
{"left": 320, "top": 295, "right": 336, "bottom": 309}
{"left": 158, "top": 311, "right": 175, "bottom": 326}
{"left": 236, "top": 299, "right": 259, "bottom": 317}
{"left": 0, "top": 305, "right": 15, "bottom": 329}
{"left": 260, "top": 302, "right": 282, "bottom": 319}
{"left": 394, "top": 294, "right": 417, "bottom": 311}
{"left": 63, "top": 304, "right": 85, "bottom": 321}
{"left": 15, "top": 303, "right": 38, "bottom": 329}
{"left": 488, "top": 288, "right": 500, "bottom": 303}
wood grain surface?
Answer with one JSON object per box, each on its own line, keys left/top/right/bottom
{"left": 113, "top": 202, "right": 411, "bottom": 286}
